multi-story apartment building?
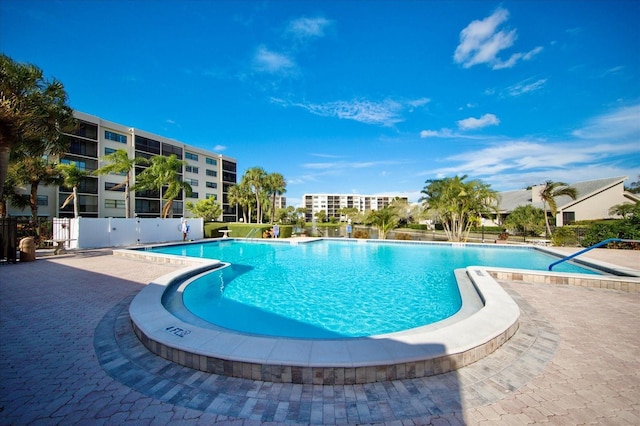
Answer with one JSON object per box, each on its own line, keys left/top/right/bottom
{"left": 303, "top": 194, "right": 408, "bottom": 222}
{"left": 8, "top": 111, "right": 237, "bottom": 221}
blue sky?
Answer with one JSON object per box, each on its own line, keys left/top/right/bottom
{"left": 2, "top": 0, "right": 639, "bottom": 207}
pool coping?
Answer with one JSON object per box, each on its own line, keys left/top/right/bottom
{"left": 118, "top": 238, "right": 639, "bottom": 384}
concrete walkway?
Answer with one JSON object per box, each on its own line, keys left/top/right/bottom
{"left": 0, "top": 248, "right": 639, "bottom": 425}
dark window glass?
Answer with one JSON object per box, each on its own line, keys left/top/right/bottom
{"left": 67, "top": 137, "right": 98, "bottom": 157}
{"left": 135, "top": 136, "right": 161, "bottom": 155}
{"left": 162, "top": 143, "right": 182, "bottom": 159}
{"left": 74, "top": 121, "right": 98, "bottom": 140}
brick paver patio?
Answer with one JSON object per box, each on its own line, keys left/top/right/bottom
{"left": 1, "top": 248, "right": 639, "bottom": 425}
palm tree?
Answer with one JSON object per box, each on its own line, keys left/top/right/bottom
{"left": 539, "top": 180, "right": 578, "bottom": 236}
{"left": 0, "top": 165, "right": 28, "bottom": 217}
{"left": 227, "top": 180, "right": 254, "bottom": 223}
{"left": 57, "top": 162, "right": 88, "bottom": 218}
{"left": 420, "top": 175, "right": 497, "bottom": 242}
{"left": 0, "top": 54, "right": 76, "bottom": 200}
{"left": 14, "top": 156, "right": 62, "bottom": 222}
{"left": 368, "top": 206, "right": 398, "bottom": 239}
{"left": 133, "top": 154, "right": 191, "bottom": 218}
{"left": 93, "top": 149, "right": 147, "bottom": 218}
{"left": 504, "top": 205, "right": 546, "bottom": 238}
{"left": 243, "top": 167, "right": 267, "bottom": 223}
{"left": 265, "top": 172, "right": 286, "bottom": 224}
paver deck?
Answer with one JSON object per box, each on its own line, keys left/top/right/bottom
{"left": 1, "top": 247, "right": 639, "bottom": 424}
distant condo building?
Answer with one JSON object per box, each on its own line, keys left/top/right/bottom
{"left": 304, "top": 193, "right": 408, "bottom": 222}
{"left": 7, "top": 111, "right": 238, "bottom": 221}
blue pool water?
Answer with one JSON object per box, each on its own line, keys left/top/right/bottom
{"left": 148, "top": 240, "right": 599, "bottom": 339}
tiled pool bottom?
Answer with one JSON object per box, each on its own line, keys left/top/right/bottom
{"left": 119, "top": 246, "right": 639, "bottom": 385}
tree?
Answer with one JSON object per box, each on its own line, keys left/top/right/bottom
{"left": 243, "top": 167, "right": 267, "bottom": 223}
{"left": 368, "top": 206, "right": 398, "bottom": 239}
{"left": 625, "top": 175, "right": 640, "bottom": 194}
{"left": 314, "top": 210, "right": 327, "bottom": 223}
{"left": 185, "top": 196, "right": 222, "bottom": 222}
{"left": 0, "top": 54, "right": 76, "bottom": 201}
{"left": 609, "top": 202, "right": 638, "bottom": 220}
{"left": 338, "top": 207, "right": 360, "bottom": 223}
{"left": 14, "top": 156, "right": 62, "bottom": 222}
{"left": 265, "top": 172, "right": 286, "bottom": 224}
{"left": 295, "top": 207, "right": 307, "bottom": 229}
{"left": 504, "top": 205, "right": 546, "bottom": 237}
{"left": 57, "top": 161, "right": 88, "bottom": 218}
{"left": 419, "top": 175, "right": 497, "bottom": 242}
{"left": 133, "top": 154, "right": 191, "bottom": 218}
{"left": 93, "top": 148, "right": 147, "bottom": 218}
{"left": 0, "top": 165, "right": 28, "bottom": 217}
{"left": 539, "top": 180, "right": 578, "bottom": 236}
{"left": 227, "top": 180, "right": 254, "bottom": 223}
{"left": 389, "top": 197, "right": 413, "bottom": 227}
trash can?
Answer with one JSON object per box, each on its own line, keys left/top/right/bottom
{"left": 19, "top": 237, "right": 36, "bottom": 262}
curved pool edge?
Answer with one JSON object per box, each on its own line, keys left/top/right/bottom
{"left": 126, "top": 258, "right": 521, "bottom": 384}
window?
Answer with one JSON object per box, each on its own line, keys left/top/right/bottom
{"left": 162, "top": 143, "right": 182, "bottom": 158}
{"left": 185, "top": 165, "right": 199, "bottom": 173}
{"left": 105, "top": 199, "right": 126, "bottom": 208}
{"left": 104, "top": 130, "right": 127, "bottom": 143}
{"left": 74, "top": 121, "right": 98, "bottom": 140}
{"left": 206, "top": 193, "right": 217, "bottom": 200}
{"left": 186, "top": 152, "right": 199, "bottom": 161}
{"left": 104, "top": 147, "right": 117, "bottom": 156}
{"left": 60, "top": 158, "right": 87, "bottom": 171}
{"left": 185, "top": 178, "right": 199, "bottom": 187}
{"left": 37, "top": 195, "right": 48, "bottom": 206}
{"left": 206, "top": 182, "right": 217, "bottom": 189}
{"left": 135, "top": 199, "right": 160, "bottom": 214}
{"left": 67, "top": 137, "right": 98, "bottom": 157}
{"left": 188, "top": 192, "right": 199, "bottom": 198}
{"left": 563, "top": 211, "right": 576, "bottom": 225}
{"left": 206, "top": 169, "right": 216, "bottom": 177}
{"left": 206, "top": 157, "right": 216, "bottom": 165}
{"left": 135, "top": 136, "right": 160, "bottom": 155}
{"left": 105, "top": 182, "right": 125, "bottom": 192}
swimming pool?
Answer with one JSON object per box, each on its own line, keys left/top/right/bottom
{"left": 146, "top": 239, "right": 598, "bottom": 339}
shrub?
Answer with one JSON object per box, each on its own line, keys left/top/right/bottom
{"left": 353, "top": 229, "right": 369, "bottom": 239}
{"left": 203, "top": 222, "right": 229, "bottom": 238}
{"left": 394, "top": 233, "right": 412, "bottom": 240}
{"left": 497, "top": 232, "right": 509, "bottom": 240}
{"left": 580, "top": 220, "right": 640, "bottom": 248}
{"left": 551, "top": 227, "right": 579, "bottom": 246}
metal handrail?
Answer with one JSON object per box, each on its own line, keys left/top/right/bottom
{"left": 245, "top": 227, "right": 259, "bottom": 239}
{"left": 548, "top": 238, "right": 638, "bottom": 271}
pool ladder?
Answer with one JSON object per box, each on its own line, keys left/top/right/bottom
{"left": 548, "top": 238, "right": 638, "bottom": 271}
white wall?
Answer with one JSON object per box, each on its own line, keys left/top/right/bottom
{"left": 55, "top": 217, "right": 204, "bottom": 249}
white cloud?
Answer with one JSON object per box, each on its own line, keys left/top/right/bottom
{"left": 457, "top": 113, "right": 500, "bottom": 130}
{"left": 572, "top": 104, "right": 640, "bottom": 140}
{"left": 433, "top": 140, "right": 635, "bottom": 177}
{"left": 286, "top": 17, "right": 333, "bottom": 41}
{"left": 213, "top": 145, "right": 227, "bottom": 151}
{"left": 505, "top": 78, "right": 547, "bottom": 97}
{"left": 273, "top": 97, "right": 428, "bottom": 127}
{"left": 252, "top": 45, "right": 296, "bottom": 74}
{"left": 454, "top": 7, "right": 543, "bottom": 70}
{"left": 420, "top": 129, "right": 453, "bottom": 138}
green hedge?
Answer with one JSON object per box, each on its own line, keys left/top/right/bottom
{"left": 222, "top": 223, "right": 294, "bottom": 238}
{"left": 203, "top": 222, "right": 229, "bottom": 238}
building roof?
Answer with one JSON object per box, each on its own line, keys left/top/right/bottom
{"left": 497, "top": 176, "right": 628, "bottom": 213}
